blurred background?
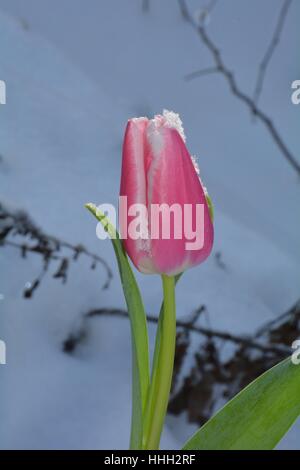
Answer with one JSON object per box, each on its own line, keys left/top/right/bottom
{"left": 0, "top": 0, "right": 299, "bottom": 449}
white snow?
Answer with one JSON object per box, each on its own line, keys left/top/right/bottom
{"left": 0, "top": 0, "right": 299, "bottom": 450}
{"left": 147, "top": 110, "right": 185, "bottom": 155}
{"left": 162, "top": 109, "right": 186, "bottom": 142}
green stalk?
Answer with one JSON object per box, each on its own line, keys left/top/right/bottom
{"left": 143, "top": 274, "right": 176, "bottom": 450}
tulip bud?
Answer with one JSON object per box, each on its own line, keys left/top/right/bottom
{"left": 119, "top": 110, "right": 214, "bottom": 276}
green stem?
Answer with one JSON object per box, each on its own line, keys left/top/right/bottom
{"left": 143, "top": 274, "right": 176, "bottom": 450}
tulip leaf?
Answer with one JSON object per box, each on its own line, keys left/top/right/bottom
{"left": 85, "top": 203, "right": 150, "bottom": 450}
{"left": 183, "top": 357, "right": 300, "bottom": 450}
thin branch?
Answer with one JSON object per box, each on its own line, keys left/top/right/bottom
{"left": 4, "top": 239, "right": 64, "bottom": 261}
{"left": 83, "top": 307, "right": 291, "bottom": 355}
{"left": 253, "top": 0, "right": 292, "bottom": 106}
{"left": 179, "top": 0, "right": 218, "bottom": 23}
{"left": 198, "top": 0, "right": 219, "bottom": 24}
{"left": 255, "top": 299, "right": 300, "bottom": 338}
{"left": 185, "top": 66, "right": 219, "bottom": 81}
{"left": 5, "top": 207, "right": 111, "bottom": 270}
{"left": 0, "top": 203, "right": 113, "bottom": 291}
{"left": 179, "top": 0, "right": 300, "bottom": 175}
{"left": 142, "top": 0, "right": 150, "bottom": 13}
{"left": 178, "top": 0, "right": 190, "bottom": 20}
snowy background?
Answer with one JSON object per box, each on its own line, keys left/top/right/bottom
{"left": 0, "top": 0, "right": 299, "bottom": 449}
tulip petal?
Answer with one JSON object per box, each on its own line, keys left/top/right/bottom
{"left": 120, "top": 111, "right": 214, "bottom": 276}
{"left": 120, "top": 118, "right": 156, "bottom": 273}
{"left": 146, "top": 123, "right": 213, "bottom": 275}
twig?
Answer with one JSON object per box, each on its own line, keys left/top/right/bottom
{"left": 178, "top": 0, "right": 190, "bottom": 20}
{"left": 215, "top": 251, "right": 226, "bottom": 270}
{"left": 4, "top": 239, "right": 64, "bottom": 261}
{"left": 0, "top": 203, "right": 113, "bottom": 292}
{"left": 253, "top": 0, "right": 292, "bottom": 106}
{"left": 255, "top": 299, "right": 300, "bottom": 338}
{"left": 142, "top": 0, "right": 150, "bottom": 13}
{"left": 178, "top": 0, "right": 300, "bottom": 175}
{"left": 179, "top": 0, "right": 218, "bottom": 23}
{"left": 83, "top": 307, "right": 291, "bottom": 355}
{"left": 185, "top": 66, "right": 219, "bottom": 81}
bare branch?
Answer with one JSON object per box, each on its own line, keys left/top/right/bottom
{"left": 178, "top": 0, "right": 190, "bottom": 20}
{"left": 62, "top": 297, "right": 299, "bottom": 425}
{"left": 185, "top": 66, "right": 219, "bottom": 81}
{"left": 255, "top": 299, "right": 300, "bottom": 338}
{"left": 142, "top": 0, "right": 150, "bottom": 13}
{"left": 179, "top": 0, "right": 300, "bottom": 175}
{"left": 0, "top": 203, "right": 113, "bottom": 294}
{"left": 253, "top": 0, "right": 292, "bottom": 106}
{"left": 179, "top": 0, "right": 218, "bottom": 23}
{"left": 79, "top": 306, "right": 291, "bottom": 355}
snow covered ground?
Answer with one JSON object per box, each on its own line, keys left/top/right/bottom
{"left": 0, "top": 0, "right": 299, "bottom": 449}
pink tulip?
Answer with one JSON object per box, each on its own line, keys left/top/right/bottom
{"left": 119, "top": 110, "right": 214, "bottom": 276}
